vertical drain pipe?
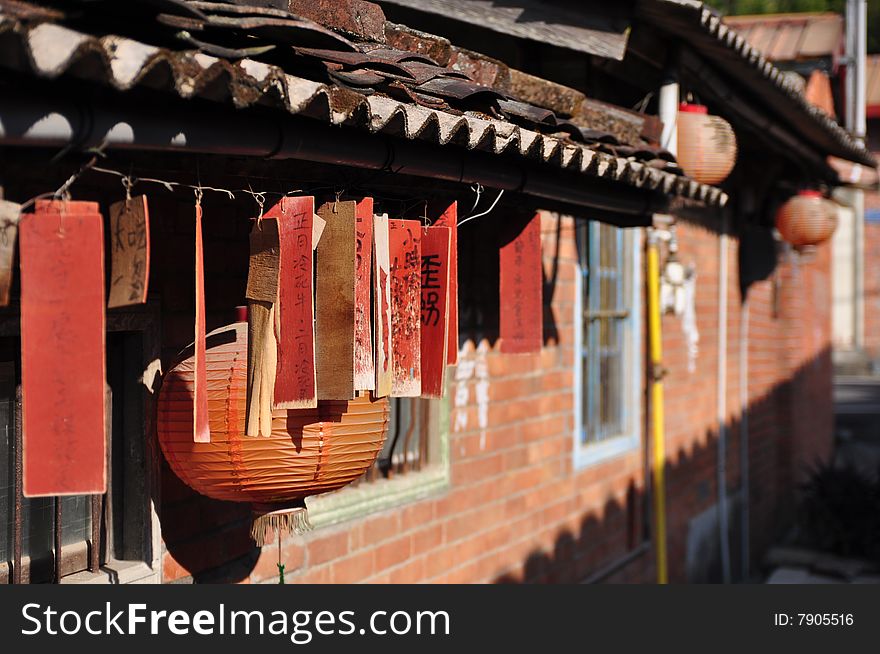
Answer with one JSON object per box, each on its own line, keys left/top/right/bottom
{"left": 658, "top": 68, "right": 679, "bottom": 155}
{"left": 649, "top": 60, "right": 678, "bottom": 586}
{"left": 647, "top": 231, "right": 668, "bottom": 585}
{"left": 854, "top": 0, "right": 868, "bottom": 351}
{"left": 717, "top": 216, "right": 732, "bottom": 584}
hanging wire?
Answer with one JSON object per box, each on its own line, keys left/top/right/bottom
{"left": 457, "top": 188, "right": 504, "bottom": 227}
{"left": 92, "top": 166, "right": 238, "bottom": 199}
{"left": 17, "top": 157, "right": 448, "bottom": 224}
{"left": 245, "top": 183, "right": 266, "bottom": 222}
{"left": 81, "top": 164, "right": 398, "bottom": 211}
{"left": 19, "top": 144, "right": 108, "bottom": 212}
{"left": 55, "top": 145, "right": 109, "bottom": 201}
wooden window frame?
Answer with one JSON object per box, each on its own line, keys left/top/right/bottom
{"left": 0, "top": 303, "right": 162, "bottom": 584}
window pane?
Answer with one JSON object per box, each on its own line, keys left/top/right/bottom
{"left": 580, "top": 221, "right": 630, "bottom": 445}
{"left": 59, "top": 496, "right": 91, "bottom": 547}
{"left": 0, "top": 359, "right": 91, "bottom": 567}
{"left": 374, "top": 397, "right": 432, "bottom": 476}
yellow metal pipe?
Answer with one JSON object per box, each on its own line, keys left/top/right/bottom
{"left": 646, "top": 231, "right": 668, "bottom": 584}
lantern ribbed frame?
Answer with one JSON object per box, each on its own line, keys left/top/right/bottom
{"left": 158, "top": 322, "right": 389, "bottom": 505}
{"left": 676, "top": 104, "right": 737, "bottom": 185}
{"left": 775, "top": 191, "right": 837, "bottom": 247}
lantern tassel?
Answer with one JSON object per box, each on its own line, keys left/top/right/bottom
{"left": 250, "top": 501, "right": 312, "bottom": 547}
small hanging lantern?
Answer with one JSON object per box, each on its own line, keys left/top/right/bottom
{"left": 158, "top": 320, "right": 389, "bottom": 545}
{"left": 676, "top": 103, "right": 737, "bottom": 185}
{"left": 775, "top": 190, "right": 837, "bottom": 247}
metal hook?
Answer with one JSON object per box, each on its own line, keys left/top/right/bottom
{"left": 122, "top": 175, "right": 134, "bottom": 203}
{"left": 468, "top": 183, "right": 484, "bottom": 215}
{"left": 57, "top": 190, "right": 72, "bottom": 238}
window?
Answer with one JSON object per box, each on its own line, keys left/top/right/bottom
{"left": 364, "top": 397, "right": 436, "bottom": 480}
{"left": 0, "top": 308, "right": 161, "bottom": 583}
{"left": 0, "top": 346, "right": 94, "bottom": 583}
{"left": 307, "top": 394, "right": 450, "bottom": 528}
{"left": 573, "top": 221, "right": 642, "bottom": 468}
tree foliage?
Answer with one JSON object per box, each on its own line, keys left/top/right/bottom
{"left": 705, "top": 0, "right": 879, "bottom": 53}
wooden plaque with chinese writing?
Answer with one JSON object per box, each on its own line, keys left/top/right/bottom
{"left": 246, "top": 219, "right": 280, "bottom": 437}
{"left": 20, "top": 200, "right": 106, "bottom": 496}
{"left": 433, "top": 202, "right": 459, "bottom": 365}
{"left": 0, "top": 199, "right": 21, "bottom": 307}
{"left": 373, "top": 214, "right": 392, "bottom": 398}
{"left": 420, "top": 225, "right": 450, "bottom": 398}
{"left": 499, "top": 212, "right": 543, "bottom": 354}
{"left": 315, "top": 200, "right": 356, "bottom": 400}
{"left": 389, "top": 218, "right": 421, "bottom": 397}
{"left": 193, "top": 202, "right": 210, "bottom": 442}
{"left": 269, "top": 197, "right": 317, "bottom": 409}
{"left": 354, "top": 198, "right": 375, "bottom": 391}
{"left": 107, "top": 195, "right": 150, "bottom": 308}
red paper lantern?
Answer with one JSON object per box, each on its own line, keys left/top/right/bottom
{"left": 677, "top": 103, "right": 737, "bottom": 185}
{"left": 775, "top": 190, "right": 837, "bottom": 247}
{"left": 158, "top": 321, "right": 389, "bottom": 544}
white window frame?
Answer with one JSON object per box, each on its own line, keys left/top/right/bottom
{"left": 572, "top": 223, "right": 642, "bottom": 470}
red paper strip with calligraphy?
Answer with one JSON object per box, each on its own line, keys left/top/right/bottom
{"left": 499, "top": 212, "right": 543, "bottom": 354}
{"left": 268, "top": 197, "right": 317, "bottom": 409}
{"left": 354, "top": 198, "right": 375, "bottom": 391}
{"left": 389, "top": 219, "right": 421, "bottom": 397}
{"left": 193, "top": 201, "right": 211, "bottom": 442}
{"left": 419, "top": 225, "right": 450, "bottom": 398}
{"left": 433, "top": 202, "right": 458, "bottom": 365}
{"left": 20, "top": 200, "right": 106, "bottom": 496}
{"left": 373, "top": 214, "right": 392, "bottom": 398}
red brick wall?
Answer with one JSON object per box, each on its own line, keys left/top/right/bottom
{"left": 745, "top": 240, "right": 833, "bottom": 563}
{"left": 156, "top": 202, "right": 833, "bottom": 584}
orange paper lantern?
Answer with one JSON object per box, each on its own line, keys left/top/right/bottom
{"left": 677, "top": 103, "right": 737, "bottom": 185}
{"left": 775, "top": 190, "right": 837, "bottom": 247}
{"left": 158, "top": 321, "right": 389, "bottom": 544}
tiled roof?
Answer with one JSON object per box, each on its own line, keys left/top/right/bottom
{"left": 637, "top": 0, "right": 875, "bottom": 168}
{"left": 0, "top": 8, "right": 729, "bottom": 206}
{"left": 377, "top": 0, "right": 631, "bottom": 61}
{"left": 723, "top": 12, "right": 844, "bottom": 62}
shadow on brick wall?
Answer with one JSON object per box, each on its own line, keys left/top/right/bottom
{"left": 158, "top": 344, "right": 832, "bottom": 584}
{"left": 493, "top": 345, "right": 833, "bottom": 584}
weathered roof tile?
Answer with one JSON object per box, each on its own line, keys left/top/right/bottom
{"left": 0, "top": 9, "right": 728, "bottom": 206}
